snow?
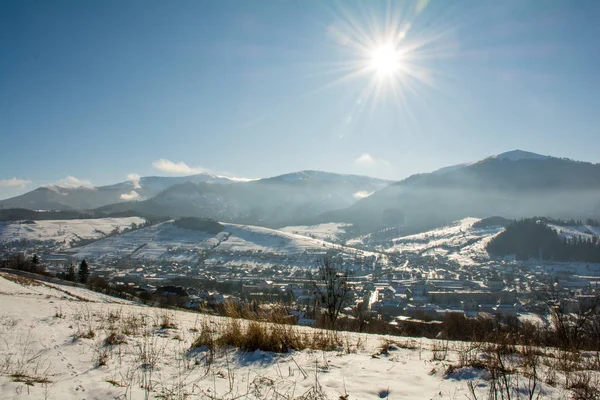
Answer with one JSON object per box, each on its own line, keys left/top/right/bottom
{"left": 549, "top": 224, "right": 600, "bottom": 240}
{"left": 0, "top": 272, "right": 134, "bottom": 304}
{"left": 0, "top": 217, "right": 146, "bottom": 249}
{"left": 493, "top": 150, "right": 551, "bottom": 162}
{"left": 431, "top": 162, "right": 471, "bottom": 175}
{"left": 431, "top": 150, "right": 551, "bottom": 175}
{"left": 279, "top": 223, "right": 351, "bottom": 242}
{"left": 67, "top": 221, "right": 374, "bottom": 263}
{"left": 387, "top": 218, "right": 505, "bottom": 266}
{"left": 0, "top": 272, "right": 572, "bottom": 399}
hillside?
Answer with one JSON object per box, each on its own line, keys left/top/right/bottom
{"left": 63, "top": 220, "right": 376, "bottom": 265}
{"left": 324, "top": 151, "right": 600, "bottom": 231}
{"left": 384, "top": 218, "right": 505, "bottom": 266}
{"left": 0, "top": 271, "right": 573, "bottom": 399}
{"left": 487, "top": 218, "right": 600, "bottom": 262}
{"left": 0, "top": 217, "right": 146, "bottom": 250}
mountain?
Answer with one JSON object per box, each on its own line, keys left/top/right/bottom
{"left": 321, "top": 150, "right": 600, "bottom": 232}
{"left": 5, "top": 151, "right": 599, "bottom": 231}
{"left": 0, "top": 173, "right": 245, "bottom": 211}
{"left": 94, "top": 171, "right": 391, "bottom": 227}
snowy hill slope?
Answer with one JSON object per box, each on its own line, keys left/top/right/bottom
{"left": 549, "top": 223, "right": 600, "bottom": 240}
{"left": 0, "top": 217, "right": 145, "bottom": 249}
{"left": 385, "top": 218, "right": 505, "bottom": 266}
{"left": 279, "top": 223, "right": 351, "bottom": 242}
{"left": 0, "top": 272, "right": 570, "bottom": 399}
{"left": 65, "top": 220, "right": 375, "bottom": 263}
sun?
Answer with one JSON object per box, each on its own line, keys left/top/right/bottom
{"left": 368, "top": 42, "right": 404, "bottom": 78}
{"left": 312, "top": 0, "right": 450, "bottom": 115}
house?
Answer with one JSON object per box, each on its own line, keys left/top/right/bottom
{"left": 493, "top": 303, "right": 518, "bottom": 316}
{"left": 155, "top": 286, "right": 189, "bottom": 297}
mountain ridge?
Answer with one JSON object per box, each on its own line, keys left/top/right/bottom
{"left": 3, "top": 150, "right": 599, "bottom": 230}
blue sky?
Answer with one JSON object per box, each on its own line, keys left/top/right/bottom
{"left": 1, "top": 0, "right": 599, "bottom": 199}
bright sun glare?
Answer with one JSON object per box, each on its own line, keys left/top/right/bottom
{"left": 369, "top": 42, "right": 403, "bottom": 77}
{"left": 318, "top": 0, "right": 449, "bottom": 117}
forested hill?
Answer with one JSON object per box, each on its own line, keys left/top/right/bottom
{"left": 487, "top": 218, "right": 600, "bottom": 262}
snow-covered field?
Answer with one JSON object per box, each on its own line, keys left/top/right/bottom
{"left": 386, "top": 218, "right": 505, "bottom": 266}
{"left": 549, "top": 224, "right": 600, "bottom": 240}
{"left": 279, "top": 223, "right": 351, "bottom": 242}
{"left": 0, "top": 272, "right": 576, "bottom": 399}
{"left": 66, "top": 221, "right": 375, "bottom": 263}
{"left": 0, "top": 217, "right": 145, "bottom": 249}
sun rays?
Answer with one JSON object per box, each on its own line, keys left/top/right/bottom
{"left": 307, "top": 0, "right": 458, "bottom": 127}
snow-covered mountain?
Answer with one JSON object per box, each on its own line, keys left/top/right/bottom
{"left": 260, "top": 170, "right": 389, "bottom": 185}
{"left": 321, "top": 150, "right": 600, "bottom": 231}
{"left": 431, "top": 150, "right": 551, "bottom": 175}
{"left": 492, "top": 149, "right": 552, "bottom": 161}
{"left": 0, "top": 171, "right": 390, "bottom": 224}
{"left": 0, "top": 173, "right": 241, "bottom": 211}
{"left": 3, "top": 150, "right": 599, "bottom": 230}
{"left": 93, "top": 172, "right": 392, "bottom": 227}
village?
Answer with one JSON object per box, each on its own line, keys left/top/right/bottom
{"left": 33, "top": 249, "right": 600, "bottom": 327}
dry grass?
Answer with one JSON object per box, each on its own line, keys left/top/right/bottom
{"left": 566, "top": 371, "right": 600, "bottom": 400}
{"left": 0, "top": 334, "right": 52, "bottom": 387}
{"left": 0, "top": 272, "right": 41, "bottom": 287}
{"left": 191, "top": 318, "right": 360, "bottom": 356}
{"left": 73, "top": 327, "right": 96, "bottom": 340}
{"left": 431, "top": 340, "right": 449, "bottom": 361}
{"left": 155, "top": 311, "right": 178, "bottom": 330}
{"left": 103, "top": 331, "right": 127, "bottom": 347}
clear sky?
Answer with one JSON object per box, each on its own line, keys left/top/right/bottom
{"left": 1, "top": 0, "right": 599, "bottom": 199}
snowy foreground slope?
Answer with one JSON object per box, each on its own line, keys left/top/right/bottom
{"left": 0, "top": 273, "right": 574, "bottom": 400}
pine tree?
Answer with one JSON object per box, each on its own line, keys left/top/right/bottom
{"left": 78, "top": 259, "right": 89, "bottom": 284}
{"left": 30, "top": 254, "right": 40, "bottom": 273}
{"left": 64, "top": 263, "right": 77, "bottom": 282}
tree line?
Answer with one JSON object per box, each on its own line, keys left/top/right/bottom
{"left": 1, "top": 252, "right": 90, "bottom": 283}
{"left": 487, "top": 218, "right": 600, "bottom": 262}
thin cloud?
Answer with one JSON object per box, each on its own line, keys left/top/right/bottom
{"left": 354, "top": 153, "right": 393, "bottom": 170}
{"left": 120, "top": 190, "right": 141, "bottom": 201}
{"left": 55, "top": 176, "right": 93, "bottom": 188}
{"left": 353, "top": 190, "right": 374, "bottom": 199}
{"left": 0, "top": 178, "right": 32, "bottom": 188}
{"left": 214, "top": 173, "right": 257, "bottom": 182}
{"left": 127, "top": 173, "right": 141, "bottom": 189}
{"left": 152, "top": 159, "right": 207, "bottom": 175}
{"left": 224, "top": 176, "right": 257, "bottom": 182}
{"left": 355, "top": 153, "right": 374, "bottom": 165}
{"left": 379, "top": 159, "right": 393, "bottom": 168}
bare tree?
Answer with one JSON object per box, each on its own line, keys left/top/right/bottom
{"left": 537, "top": 285, "right": 600, "bottom": 350}
{"left": 311, "top": 256, "right": 352, "bottom": 329}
